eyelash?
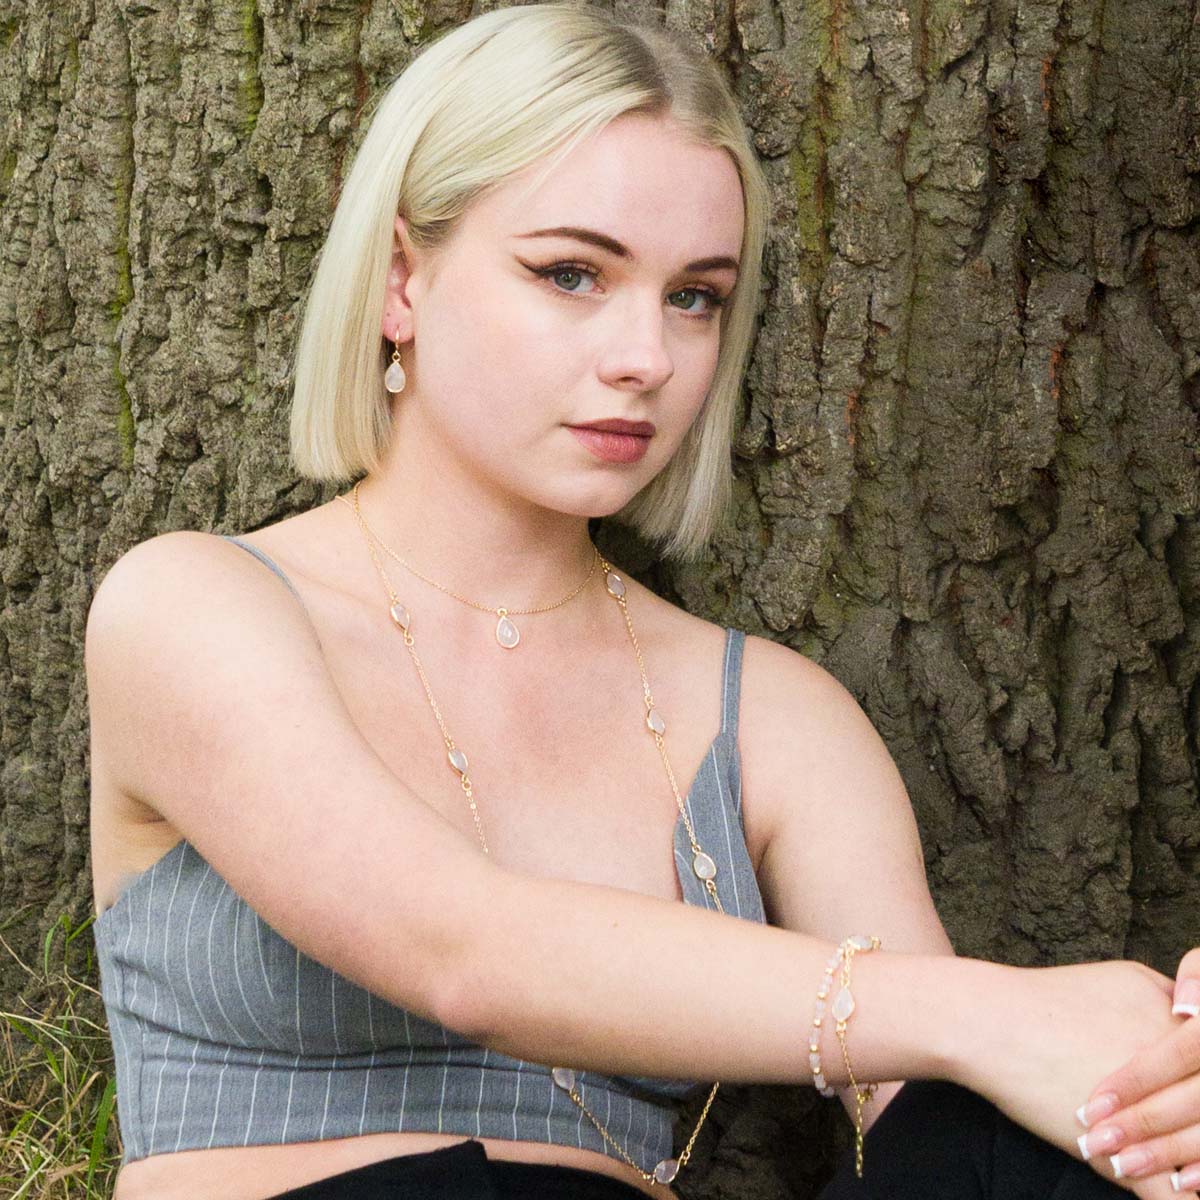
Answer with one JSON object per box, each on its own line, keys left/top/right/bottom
{"left": 526, "top": 260, "right": 728, "bottom": 320}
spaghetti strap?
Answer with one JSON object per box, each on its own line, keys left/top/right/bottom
{"left": 219, "top": 535, "right": 315, "bottom": 626}
{"left": 719, "top": 626, "right": 746, "bottom": 735}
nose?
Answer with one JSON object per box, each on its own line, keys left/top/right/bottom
{"left": 595, "top": 293, "right": 675, "bottom": 393}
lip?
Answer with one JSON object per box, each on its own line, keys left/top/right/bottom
{"left": 568, "top": 418, "right": 657, "bottom": 436}
{"left": 566, "top": 423, "right": 653, "bottom": 464}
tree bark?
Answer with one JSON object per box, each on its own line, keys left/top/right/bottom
{"left": 1, "top": 0, "right": 1196, "bottom": 1194}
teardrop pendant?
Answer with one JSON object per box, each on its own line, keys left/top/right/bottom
{"left": 384, "top": 360, "right": 407, "bottom": 393}
{"left": 653, "top": 1158, "right": 680, "bottom": 1184}
{"left": 389, "top": 602, "right": 411, "bottom": 631}
{"left": 495, "top": 613, "right": 520, "bottom": 649}
{"left": 692, "top": 851, "right": 717, "bottom": 881}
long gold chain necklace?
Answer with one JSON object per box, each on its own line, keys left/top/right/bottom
{"left": 336, "top": 484, "right": 599, "bottom": 649}
{"left": 337, "top": 484, "right": 723, "bottom": 1187}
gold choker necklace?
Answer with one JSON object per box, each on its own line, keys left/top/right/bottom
{"left": 335, "top": 483, "right": 599, "bottom": 649}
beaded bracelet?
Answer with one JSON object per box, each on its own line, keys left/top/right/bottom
{"left": 809, "top": 934, "right": 883, "bottom": 1178}
{"left": 807, "top": 944, "right": 843, "bottom": 1097}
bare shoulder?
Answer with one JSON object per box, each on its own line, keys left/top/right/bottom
{"left": 84, "top": 524, "right": 494, "bottom": 1025}
{"left": 736, "top": 633, "right": 907, "bottom": 848}
{"left": 85, "top": 529, "right": 330, "bottom": 809}
{"left": 89, "top": 528, "right": 307, "bottom": 616}
{"left": 734, "top": 633, "right": 888, "bottom": 782}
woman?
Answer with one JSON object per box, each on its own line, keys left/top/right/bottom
{"left": 84, "top": 6, "right": 1199, "bottom": 1200}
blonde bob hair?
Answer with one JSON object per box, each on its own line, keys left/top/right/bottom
{"left": 289, "top": 2, "right": 768, "bottom": 562}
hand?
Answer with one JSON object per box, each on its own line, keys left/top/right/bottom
{"left": 1074, "top": 948, "right": 1200, "bottom": 1195}
{"left": 955, "top": 958, "right": 1180, "bottom": 1198}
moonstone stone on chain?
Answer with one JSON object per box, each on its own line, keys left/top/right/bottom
{"left": 341, "top": 507, "right": 725, "bottom": 1189}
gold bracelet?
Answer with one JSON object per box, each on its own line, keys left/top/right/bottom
{"left": 831, "top": 934, "right": 882, "bottom": 1179}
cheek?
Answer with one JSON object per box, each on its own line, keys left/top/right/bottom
{"left": 411, "top": 289, "right": 575, "bottom": 451}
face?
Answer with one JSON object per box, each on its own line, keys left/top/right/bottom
{"left": 381, "top": 111, "right": 746, "bottom": 520}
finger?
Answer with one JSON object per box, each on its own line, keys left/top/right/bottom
{"left": 1078, "top": 1074, "right": 1200, "bottom": 1164}
{"left": 1174, "top": 949, "right": 1200, "bottom": 1019}
{"left": 1108, "top": 1122, "right": 1200, "bottom": 1184}
{"left": 1080, "top": 1015, "right": 1200, "bottom": 1121}
{"left": 1084, "top": 1099, "right": 1200, "bottom": 1185}
{"left": 1138, "top": 1172, "right": 1195, "bottom": 1200}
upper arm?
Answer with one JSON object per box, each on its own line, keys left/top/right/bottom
{"left": 744, "top": 635, "right": 955, "bottom": 959}
{"left": 84, "top": 530, "right": 494, "bottom": 1030}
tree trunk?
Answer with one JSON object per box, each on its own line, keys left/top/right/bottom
{"left": 1, "top": 0, "right": 1196, "bottom": 1194}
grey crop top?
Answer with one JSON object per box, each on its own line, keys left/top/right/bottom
{"left": 93, "top": 534, "right": 768, "bottom": 1174}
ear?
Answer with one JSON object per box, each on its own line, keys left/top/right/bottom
{"left": 380, "top": 215, "right": 422, "bottom": 346}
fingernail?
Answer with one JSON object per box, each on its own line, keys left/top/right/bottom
{"left": 1111, "top": 1149, "right": 1152, "bottom": 1179}
{"left": 1079, "top": 1126, "right": 1122, "bottom": 1158}
{"left": 1174, "top": 979, "right": 1200, "bottom": 1017}
{"left": 1077, "top": 1093, "right": 1119, "bottom": 1128}
{"left": 1174, "top": 1165, "right": 1200, "bottom": 1191}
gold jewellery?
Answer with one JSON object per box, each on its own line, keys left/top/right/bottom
{"left": 809, "top": 934, "right": 881, "bottom": 1178}
{"left": 337, "top": 483, "right": 722, "bottom": 1186}
{"left": 339, "top": 482, "right": 599, "bottom": 649}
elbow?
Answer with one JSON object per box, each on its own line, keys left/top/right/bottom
{"left": 426, "top": 859, "right": 517, "bottom": 1045}
{"left": 433, "top": 964, "right": 494, "bottom": 1045}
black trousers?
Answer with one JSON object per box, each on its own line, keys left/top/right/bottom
{"left": 816, "top": 1080, "right": 1133, "bottom": 1198}
{"left": 263, "top": 1081, "right": 1138, "bottom": 1198}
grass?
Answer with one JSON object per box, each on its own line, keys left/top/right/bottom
{"left": 0, "top": 912, "right": 121, "bottom": 1198}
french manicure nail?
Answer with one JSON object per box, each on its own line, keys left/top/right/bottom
{"left": 1175, "top": 979, "right": 1200, "bottom": 1017}
{"left": 1077, "top": 1093, "right": 1119, "bottom": 1128}
{"left": 1080, "top": 1126, "right": 1121, "bottom": 1157}
{"left": 1111, "top": 1149, "right": 1151, "bottom": 1179}
{"left": 1174, "top": 1164, "right": 1200, "bottom": 1191}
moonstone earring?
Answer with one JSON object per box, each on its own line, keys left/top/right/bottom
{"left": 384, "top": 330, "right": 407, "bottom": 393}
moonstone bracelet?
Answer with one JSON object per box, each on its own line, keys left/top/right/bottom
{"left": 808, "top": 934, "right": 883, "bottom": 1178}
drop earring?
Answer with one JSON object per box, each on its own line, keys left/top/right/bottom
{"left": 384, "top": 329, "right": 407, "bottom": 393}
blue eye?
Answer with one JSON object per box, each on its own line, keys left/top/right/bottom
{"left": 525, "top": 260, "right": 727, "bottom": 320}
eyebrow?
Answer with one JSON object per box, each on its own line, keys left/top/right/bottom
{"left": 514, "top": 226, "right": 739, "bottom": 274}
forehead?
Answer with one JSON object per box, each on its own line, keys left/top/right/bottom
{"left": 469, "top": 113, "right": 745, "bottom": 263}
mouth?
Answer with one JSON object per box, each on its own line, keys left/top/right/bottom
{"left": 568, "top": 419, "right": 657, "bottom": 437}
{"left": 565, "top": 422, "right": 654, "bottom": 464}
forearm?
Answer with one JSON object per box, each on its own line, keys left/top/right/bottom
{"left": 444, "top": 864, "right": 1002, "bottom": 1090}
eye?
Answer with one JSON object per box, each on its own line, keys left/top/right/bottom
{"left": 667, "top": 287, "right": 727, "bottom": 319}
{"left": 523, "top": 260, "right": 729, "bottom": 321}
{"left": 528, "top": 261, "right": 600, "bottom": 296}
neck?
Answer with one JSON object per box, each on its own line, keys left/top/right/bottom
{"left": 347, "top": 415, "right": 604, "bottom": 615}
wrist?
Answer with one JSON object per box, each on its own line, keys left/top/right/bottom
{"left": 932, "top": 956, "right": 1023, "bottom": 1093}
{"left": 830, "top": 948, "right": 1010, "bottom": 1088}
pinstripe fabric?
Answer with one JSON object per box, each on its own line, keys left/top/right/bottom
{"left": 93, "top": 536, "right": 766, "bottom": 1171}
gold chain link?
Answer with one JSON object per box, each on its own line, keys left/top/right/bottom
{"left": 339, "top": 488, "right": 599, "bottom": 616}
{"left": 336, "top": 481, "right": 724, "bottom": 1185}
